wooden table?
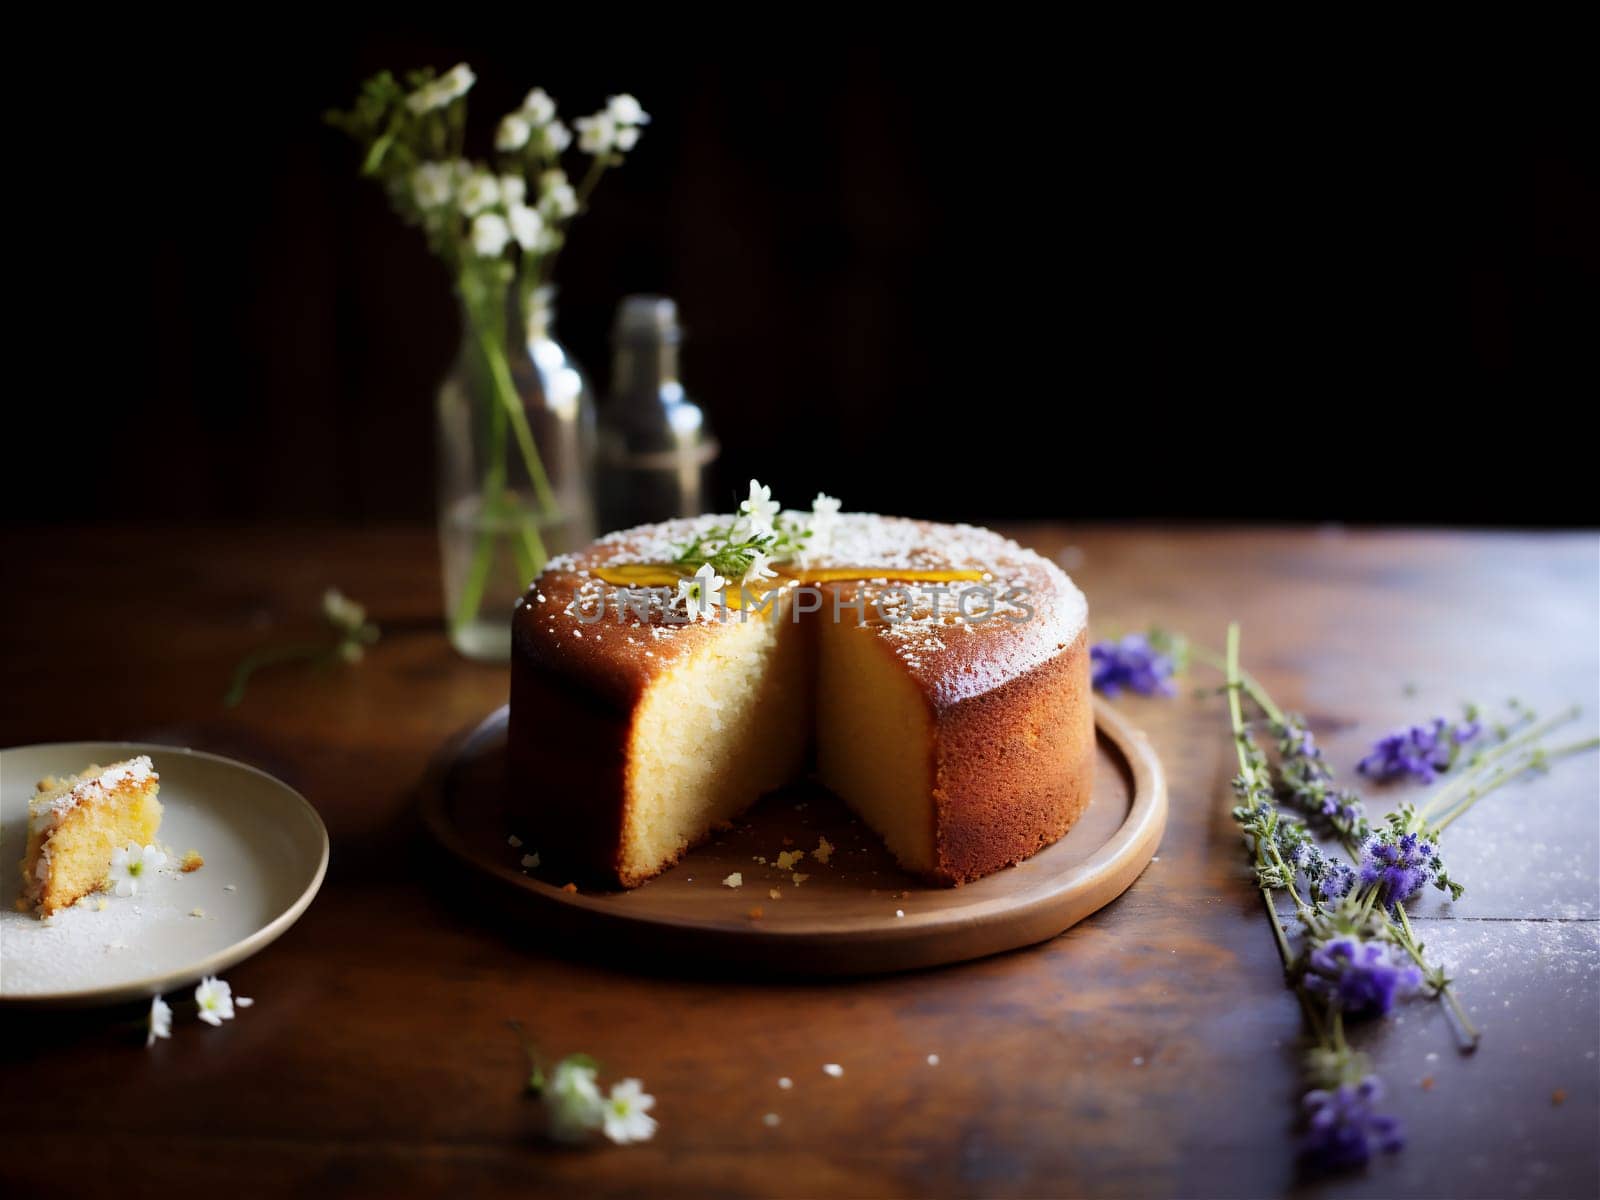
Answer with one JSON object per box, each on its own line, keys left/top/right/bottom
{"left": 2, "top": 525, "right": 1595, "bottom": 1199}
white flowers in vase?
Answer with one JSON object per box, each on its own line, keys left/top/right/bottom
{"left": 329, "top": 67, "right": 649, "bottom": 637}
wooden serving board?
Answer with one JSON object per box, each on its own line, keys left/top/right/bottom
{"left": 419, "top": 699, "right": 1166, "bottom": 975}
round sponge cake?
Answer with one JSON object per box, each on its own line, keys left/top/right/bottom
{"left": 508, "top": 513, "right": 1092, "bottom": 888}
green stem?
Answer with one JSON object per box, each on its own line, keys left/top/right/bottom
{"left": 448, "top": 279, "right": 558, "bottom": 635}
{"left": 225, "top": 642, "right": 332, "bottom": 708}
{"left": 1420, "top": 707, "right": 1582, "bottom": 822}
{"left": 473, "top": 316, "right": 557, "bottom": 517}
{"left": 1389, "top": 905, "right": 1480, "bottom": 1048}
{"left": 1191, "top": 642, "right": 1281, "bottom": 722}
{"left": 535, "top": 156, "right": 609, "bottom": 289}
{"left": 1261, "top": 887, "right": 1295, "bottom": 971}
{"left": 1431, "top": 737, "right": 1599, "bottom": 835}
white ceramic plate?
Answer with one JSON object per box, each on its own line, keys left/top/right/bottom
{"left": 0, "top": 742, "right": 328, "bottom": 1007}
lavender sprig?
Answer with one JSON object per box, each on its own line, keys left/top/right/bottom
{"left": 1358, "top": 709, "right": 1484, "bottom": 783}
{"left": 1141, "top": 621, "right": 1596, "bottom": 1174}
{"left": 1091, "top": 630, "right": 1184, "bottom": 697}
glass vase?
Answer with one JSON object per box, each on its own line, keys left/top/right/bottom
{"left": 437, "top": 285, "right": 595, "bottom": 661}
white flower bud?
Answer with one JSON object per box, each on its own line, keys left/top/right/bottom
{"left": 496, "top": 113, "right": 531, "bottom": 151}
{"left": 471, "top": 212, "right": 511, "bottom": 257}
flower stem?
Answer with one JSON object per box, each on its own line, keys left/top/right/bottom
{"left": 1430, "top": 736, "right": 1599, "bottom": 835}
{"left": 1419, "top": 706, "right": 1582, "bottom": 822}
{"left": 224, "top": 642, "right": 332, "bottom": 708}
{"left": 1191, "top": 641, "right": 1284, "bottom": 723}
{"left": 1388, "top": 905, "right": 1480, "bottom": 1048}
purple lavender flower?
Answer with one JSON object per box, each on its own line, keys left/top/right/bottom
{"left": 1304, "top": 937, "right": 1423, "bottom": 1017}
{"left": 1300, "top": 1077, "right": 1405, "bottom": 1172}
{"left": 1273, "top": 717, "right": 1370, "bottom": 838}
{"left": 1320, "top": 860, "right": 1357, "bottom": 902}
{"left": 1358, "top": 715, "right": 1481, "bottom": 784}
{"left": 1358, "top": 832, "right": 1438, "bottom": 908}
{"left": 1090, "top": 634, "right": 1176, "bottom": 698}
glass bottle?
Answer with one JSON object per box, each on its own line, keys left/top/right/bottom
{"left": 596, "top": 296, "right": 718, "bottom": 533}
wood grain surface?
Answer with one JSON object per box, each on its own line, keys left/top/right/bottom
{"left": 1, "top": 525, "right": 1595, "bottom": 1199}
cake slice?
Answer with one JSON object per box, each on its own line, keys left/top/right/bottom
{"left": 17, "top": 756, "right": 163, "bottom": 916}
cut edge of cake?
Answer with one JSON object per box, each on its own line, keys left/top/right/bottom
{"left": 17, "top": 756, "right": 163, "bottom": 917}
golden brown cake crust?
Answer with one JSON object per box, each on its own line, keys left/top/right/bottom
{"left": 508, "top": 514, "right": 1092, "bottom": 889}
{"left": 930, "top": 631, "right": 1095, "bottom": 884}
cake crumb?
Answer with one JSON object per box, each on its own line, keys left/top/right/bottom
{"left": 775, "top": 849, "right": 805, "bottom": 871}
{"left": 813, "top": 836, "right": 834, "bottom": 864}
{"left": 189, "top": 908, "right": 206, "bottom": 918}
{"left": 224, "top": 884, "right": 237, "bottom": 892}
{"left": 791, "top": 873, "right": 809, "bottom": 886}
{"left": 746, "top": 906, "right": 764, "bottom": 920}
{"left": 508, "top": 835, "right": 523, "bottom": 848}
{"left": 769, "top": 888, "right": 782, "bottom": 900}
{"left": 777, "top": 1077, "right": 793, "bottom": 1089}
{"left": 1552, "top": 1089, "right": 1567, "bottom": 1106}
{"left": 895, "top": 909, "right": 905, "bottom": 918}
{"left": 95, "top": 898, "right": 109, "bottom": 912}
{"left": 823, "top": 1063, "right": 843, "bottom": 1078}
{"left": 180, "top": 850, "right": 205, "bottom": 873}
{"left": 723, "top": 873, "right": 743, "bottom": 888}
{"left": 762, "top": 1112, "right": 781, "bottom": 1127}
{"left": 1420, "top": 1076, "right": 1435, "bottom": 1091}
{"left": 561, "top": 883, "right": 578, "bottom": 893}
{"left": 927, "top": 1054, "right": 940, "bottom": 1066}
{"left": 520, "top": 852, "right": 542, "bottom": 870}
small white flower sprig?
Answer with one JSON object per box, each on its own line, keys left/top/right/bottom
{"left": 665, "top": 481, "right": 842, "bottom": 618}
{"left": 328, "top": 68, "right": 647, "bottom": 335}
{"left": 224, "top": 588, "right": 380, "bottom": 708}
{"left": 510, "top": 1022, "right": 657, "bottom": 1146}
{"left": 329, "top": 70, "right": 650, "bottom": 634}
{"left": 144, "top": 976, "right": 254, "bottom": 1048}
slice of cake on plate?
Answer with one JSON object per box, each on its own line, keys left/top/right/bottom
{"left": 16, "top": 756, "right": 163, "bottom": 916}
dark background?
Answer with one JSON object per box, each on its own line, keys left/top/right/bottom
{"left": 13, "top": 23, "right": 1597, "bottom": 526}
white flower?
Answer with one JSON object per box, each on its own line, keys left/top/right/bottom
{"left": 323, "top": 587, "right": 366, "bottom": 632}
{"left": 146, "top": 996, "right": 171, "bottom": 1047}
{"left": 496, "top": 113, "right": 531, "bottom": 152}
{"left": 471, "top": 213, "right": 511, "bottom": 258}
{"left": 194, "top": 976, "right": 236, "bottom": 1026}
{"left": 743, "top": 549, "right": 778, "bottom": 585}
{"left": 406, "top": 63, "right": 476, "bottom": 114}
{"left": 601, "top": 1078, "right": 658, "bottom": 1144}
{"left": 545, "top": 1058, "right": 604, "bottom": 1143}
{"left": 676, "top": 562, "right": 725, "bottom": 621}
{"left": 607, "top": 94, "right": 651, "bottom": 126}
{"left": 574, "top": 112, "right": 617, "bottom": 155}
{"left": 810, "top": 492, "right": 842, "bottom": 548}
{"left": 500, "top": 175, "right": 527, "bottom": 206}
{"left": 739, "top": 479, "right": 780, "bottom": 533}
{"left": 544, "top": 120, "right": 572, "bottom": 153}
{"left": 614, "top": 125, "right": 641, "bottom": 152}
{"left": 539, "top": 170, "right": 578, "bottom": 219}
{"left": 521, "top": 87, "right": 557, "bottom": 125}
{"left": 509, "top": 204, "right": 545, "bottom": 251}
{"left": 457, "top": 171, "right": 501, "bottom": 216}
{"left": 409, "top": 162, "right": 455, "bottom": 210}
{"left": 109, "top": 843, "right": 167, "bottom": 898}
